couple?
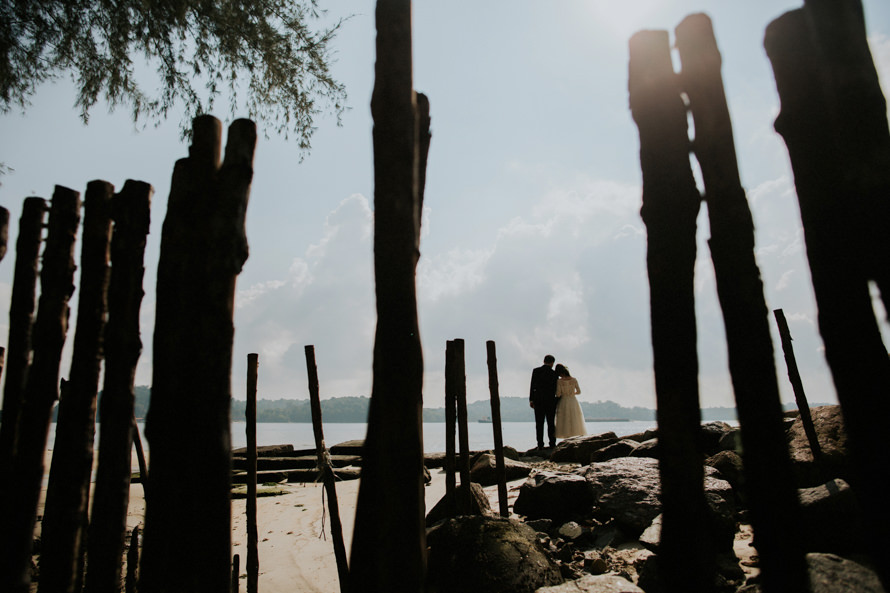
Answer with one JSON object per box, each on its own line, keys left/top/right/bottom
{"left": 529, "top": 354, "right": 587, "bottom": 450}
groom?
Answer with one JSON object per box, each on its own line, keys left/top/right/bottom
{"left": 529, "top": 354, "right": 558, "bottom": 450}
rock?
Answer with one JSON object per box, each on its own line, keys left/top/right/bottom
{"left": 328, "top": 439, "right": 364, "bottom": 455}
{"left": 580, "top": 458, "right": 734, "bottom": 538}
{"left": 427, "top": 515, "right": 563, "bottom": 593}
{"left": 701, "top": 421, "right": 734, "bottom": 456}
{"left": 426, "top": 482, "right": 492, "bottom": 526}
{"left": 705, "top": 450, "right": 744, "bottom": 504}
{"left": 232, "top": 443, "right": 294, "bottom": 457}
{"left": 798, "top": 479, "right": 864, "bottom": 555}
{"left": 557, "top": 521, "right": 583, "bottom": 540}
{"left": 625, "top": 428, "right": 658, "bottom": 443}
{"left": 550, "top": 432, "right": 618, "bottom": 463}
{"left": 232, "top": 455, "right": 361, "bottom": 471}
{"left": 469, "top": 453, "right": 532, "bottom": 486}
{"left": 535, "top": 573, "right": 644, "bottom": 592}
{"left": 639, "top": 514, "right": 662, "bottom": 551}
{"left": 786, "top": 405, "right": 851, "bottom": 488}
{"left": 629, "top": 438, "right": 659, "bottom": 459}
{"left": 526, "top": 518, "right": 553, "bottom": 534}
{"left": 513, "top": 471, "right": 596, "bottom": 523}
{"left": 590, "top": 439, "right": 640, "bottom": 462}
{"left": 718, "top": 428, "right": 741, "bottom": 453}
{"left": 738, "top": 553, "right": 885, "bottom": 593}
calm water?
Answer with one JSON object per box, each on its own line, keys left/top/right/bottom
{"left": 47, "top": 420, "right": 660, "bottom": 455}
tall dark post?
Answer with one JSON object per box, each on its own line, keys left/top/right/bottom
{"left": 0, "top": 197, "right": 47, "bottom": 474}
{"left": 453, "top": 339, "right": 471, "bottom": 513}
{"left": 246, "top": 353, "right": 259, "bottom": 593}
{"left": 305, "top": 346, "right": 349, "bottom": 593}
{"left": 774, "top": 308, "right": 825, "bottom": 472}
{"left": 486, "top": 340, "right": 509, "bottom": 517}
{"left": 0, "top": 187, "right": 81, "bottom": 593}
{"left": 85, "top": 180, "right": 153, "bottom": 593}
{"left": 0, "top": 206, "right": 8, "bottom": 261}
{"left": 349, "top": 1, "right": 428, "bottom": 591}
{"left": 675, "top": 14, "right": 809, "bottom": 592}
{"left": 766, "top": 9, "right": 890, "bottom": 584}
{"left": 39, "top": 180, "right": 113, "bottom": 593}
{"left": 444, "top": 341, "right": 457, "bottom": 513}
{"left": 141, "top": 116, "right": 256, "bottom": 593}
{"left": 629, "top": 30, "right": 713, "bottom": 592}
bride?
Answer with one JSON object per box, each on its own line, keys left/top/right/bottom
{"left": 554, "top": 364, "right": 587, "bottom": 439}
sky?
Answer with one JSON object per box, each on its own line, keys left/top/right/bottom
{"left": 1, "top": 1, "right": 889, "bottom": 412}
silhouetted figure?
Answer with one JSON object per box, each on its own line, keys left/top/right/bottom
{"left": 529, "top": 354, "right": 558, "bottom": 449}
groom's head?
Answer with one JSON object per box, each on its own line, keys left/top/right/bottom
{"left": 543, "top": 354, "right": 555, "bottom": 366}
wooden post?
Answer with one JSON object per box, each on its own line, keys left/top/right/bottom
{"left": 305, "top": 346, "right": 349, "bottom": 593}
{"left": 140, "top": 116, "right": 256, "bottom": 593}
{"left": 766, "top": 9, "right": 890, "bottom": 584}
{"left": 675, "top": 14, "right": 809, "bottom": 592}
{"left": 246, "top": 353, "right": 259, "bottom": 593}
{"left": 486, "top": 341, "right": 509, "bottom": 517}
{"left": 444, "top": 341, "right": 457, "bottom": 515}
{"left": 453, "top": 339, "right": 471, "bottom": 513}
{"left": 0, "top": 206, "right": 7, "bottom": 261}
{"left": 629, "top": 31, "right": 713, "bottom": 592}
{"left": 349, "top": 1, "right": 428, "bottom": 590}
{"left": 0, "top": 197, "right": 47, "bottom": 474}
{"left": 232, "top": 554, "right": 241, "bottom": 593}
{"left": 85, "top": 180, "right": 153, "bottom": 593}
{"left": 774, "top": 309, "right": 825, "bottom": 472}
{"left": 39, "top": 180, "right": 113, "bottom": 593}
{"left": 132, "top": 415, "right": 149, "bottom": 491}
{"left": 0, "top": 187, "right": 81, "bottom": 593}
{"left": 126, "top": 525, "right": 140, "bottom": 593}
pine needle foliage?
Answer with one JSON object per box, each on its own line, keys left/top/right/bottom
{"left": 0, "top": 0, "right": 347, "bottom": 150}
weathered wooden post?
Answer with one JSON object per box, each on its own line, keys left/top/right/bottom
{"left": 85, "top": 179, "right": 153, "bottom": 593}
{"left": 39, "top": 180, "right": 113, "bottom": 593}
{"left": 0, "top": 206, "right": 8, "bottom": 261}
{"left": 0, "top": 187, "right": 81, "bottom": 593}
{"left": 766, "top": 8, "right": 890, "bottom": 584}
{"left": 140, "top": 116, "right": 256, "bottom": 593}
{"left": 0, "top": 197, "right": 47, "bottom": 474}
{"left": 232, "top": 554, "right": 241, "bottom": 593}
{"left": 348, "top": 0, "right": 429, "bottom": 590}
{"left": 444, "top": 341, "right": 457, "bottom": 514}
{"left": 305, "top": 346, "right": 349, "bottom": 593}
{"left": 773, "top": 308, "right": 825, "bottom": 472}
{"left": 132, "top": 414, "right": 149, "bottom": 493}
{"left": 629, "top": 30, "right": 713, "bottom": 592}
{"left": 126, "top": 525, "right": 140, "bottom": 593}
{"left": 453, "top": 339, "right": 472, "bottom": 513}
{"left": 675, "top": 14, "right": 809, "bottom": 592}
{"left": 486, "top": 340, "right": 509, "bottom": 517}
{"left": 246, "top": 353, "right": 260, "bottom": 593}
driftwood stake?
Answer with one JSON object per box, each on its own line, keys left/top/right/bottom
{"left": 85, "top": 180, "right": 153, "bottom": 593}
{"left": 675, "top": 14, "right": 808, "bottom": 592}
{"left": 349, "top": 1, "right": 428, "bottom": 590}
{"left": 486, "top": 340, "right": 509, "bottom": 517}
{"left": 232, "top": 554, "right": 241, "bottom": 593}
{"left": 453, "top": 339, "right": 472, "bottom": 513}
{"left": 774, "top": 309, "right": 824, "bottom": 472}
{"left": 765, "top": 8, "right": 890, "bottom": 583}
{"left": 444, "top": 341, "right": 457, "bottom": 515}
{"left": 246, "top": 353, "right": 259, "bottom": 593}
{"left": 0, "top": 197, "right": 47, "bottom": 474}
{"left": 126, "top": 525, "right": 140, "bottom": 593}
{"left": 0, "top": 187, "right": 81, "bottom": 593}
{"left": 305, "top": 346, "right": 349, "bottom": 593}
{"left": 39, "top": 180, "right": 113, "bottom": 593}
{"left": 0, "top": 206, "right": 8, "bottom": 261}
{"left": 629, "top": 30, "right": 713, "bottom": 592}
{"left": 140, "top": 116, "right": 256, "bottom": 593}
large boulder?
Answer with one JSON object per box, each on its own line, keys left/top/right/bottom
{"left": 630, "top": 438, "right": 659, "bottom": 459}
{"left": 738, "top": 553, "right": 885, "bottom": 593}
{"left": 705, "top": 450, "right": 745, "bottom": 505}
{"left": 535, "top": 574, "right": 645, "bottom": 592}
{"left": 470, "top": 453, "right": 532, "bottom": 486}
{"left": 579, "top": 458, "right": 734, "bottom": 537}
{"left": 427, "top": 515, "right": 563, "bottom": 593}
{"left": 786, "top": 405, "right": 851, "bottom": 487}
{"left": 550, "top": 432, "right": 618, "bottom": 463}
{"left": 513, "top": 471, "right": 596, "bottom": 524}
{"left": 700, "top": 421, "right": 735, "bottom": 456}
{"left": 798, "top": 479, "right": 864, "bottom": 555}
{"left": 590, "top": 439, "right": 640, "bottom": 462}
{"left": 426, "top": 482, "right": 492, "bottom": 526}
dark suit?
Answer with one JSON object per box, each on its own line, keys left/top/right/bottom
{"left": 529, "top": 364, "right": 558, "bottom": 448}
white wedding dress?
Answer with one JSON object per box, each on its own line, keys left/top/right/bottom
{"left": 555, "top": 377, "right": 587, "bottom": 439}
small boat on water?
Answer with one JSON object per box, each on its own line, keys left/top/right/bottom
{"left": 478, "top": 417, "right": 492, "bottom": 423}
{"left": 585, "top": 418, "right": 630, "bottom": 422}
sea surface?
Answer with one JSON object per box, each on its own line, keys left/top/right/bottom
{"left": 46, "top": 420, "right": 666, "bottom": 456}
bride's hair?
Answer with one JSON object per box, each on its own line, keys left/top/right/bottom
{"left": 555, "top": 364, "right": 571, "bottom": 377}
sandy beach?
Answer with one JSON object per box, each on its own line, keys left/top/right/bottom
{"left": 36, "top": 451, "right": 524, "bottom": 593}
